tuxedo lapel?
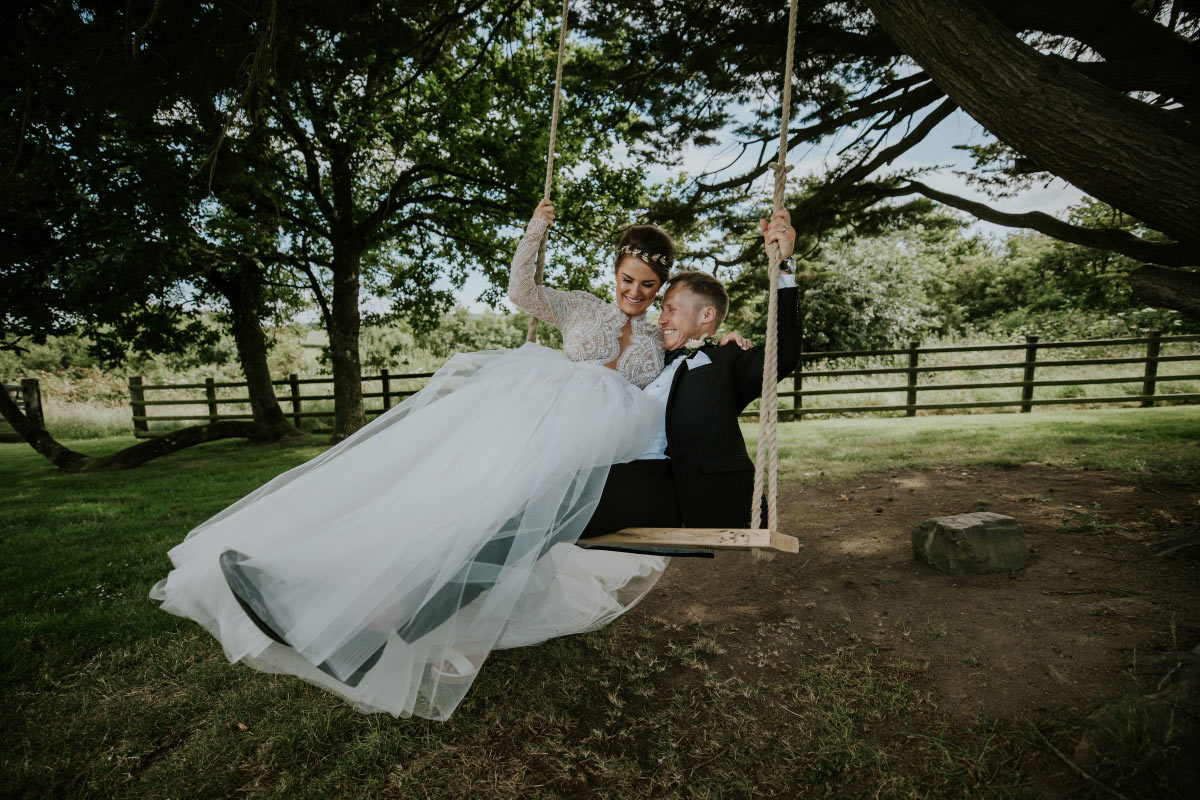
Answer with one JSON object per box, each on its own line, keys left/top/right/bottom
{"left": 664, "top": 345, "right": 718, "bottom": 420}
{"left": 664, "top": 354, "right": 689, "bottom": 419}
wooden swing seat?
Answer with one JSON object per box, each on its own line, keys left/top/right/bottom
{"left": 580, "top": 527, "right": 800, "bottom": 554}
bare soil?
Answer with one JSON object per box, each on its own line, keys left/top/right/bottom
{"left": 636, "top": 464, "right": 1200, "bottom": 723}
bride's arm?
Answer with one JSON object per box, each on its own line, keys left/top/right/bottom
{"left": 507, "top": 201, "right": 571, "bottom": 328}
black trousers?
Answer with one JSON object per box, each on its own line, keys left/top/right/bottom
{"left": 580, "top": 459, "right": 683, "bottom": 538}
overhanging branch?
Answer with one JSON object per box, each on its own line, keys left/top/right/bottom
{"left": 692, "top": 81, "right": 946, "bottom": 197}
{"left": 890, "top": 179, "right": 1200, "bottom": 267}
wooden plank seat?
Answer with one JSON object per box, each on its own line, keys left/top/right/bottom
{"left": 577, "top": 527, "right": 800, "bottom": 555}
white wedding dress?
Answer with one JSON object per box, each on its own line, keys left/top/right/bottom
{"left": 151, "top": 218, "right": 670, "bottom": 721}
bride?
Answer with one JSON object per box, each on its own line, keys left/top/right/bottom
{"left": 151, "top": 200, "right": 710, "bottom": 720}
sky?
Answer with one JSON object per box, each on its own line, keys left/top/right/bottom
{"left": 453, "top": 106, "right": 1087, "bottom": 314}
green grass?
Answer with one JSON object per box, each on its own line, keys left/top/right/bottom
{"left": 2, "top": 408, "right": 1197, "bottom": 797}
{"left": 743, "top": 405, "right": 1200, "bottom": 483}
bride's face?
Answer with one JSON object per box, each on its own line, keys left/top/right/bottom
{"left": 614, "top": 257, "right": 663, "bottom": 317}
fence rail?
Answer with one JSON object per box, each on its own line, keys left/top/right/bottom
{"left": 129, "top": 370, "right": 435, "bottom": 437}
{"left": 123, "top": 332, "right": 1200, "bottom": 435}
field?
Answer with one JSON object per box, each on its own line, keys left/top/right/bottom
{"left": 2, "top": 408, "right": 1198, "bottom": 798}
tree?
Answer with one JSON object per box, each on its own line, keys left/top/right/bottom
{"left": 865, "top": 0, "right": 1200, "bottom": 314}
{"left": 5, "top": 1, "right": 662, "bottom": 467}
{"left": 1, "top": 1, "right": 301, "bottom": 468}
{"left": 576, "top": 0, "right": 1199, "bottom": 314}
{"left": 194, "top": 0, "right": 653, "bottom": 440}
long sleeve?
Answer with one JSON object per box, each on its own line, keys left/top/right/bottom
{"left": 731, "top": 285, "right": 802, "bottom": 409}
{"left": 507, "top": 217, "right": 570, "bottom": 328}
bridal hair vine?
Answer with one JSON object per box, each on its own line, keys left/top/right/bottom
{"left": 616, "top": 245, "right": 671, "bottom": 267}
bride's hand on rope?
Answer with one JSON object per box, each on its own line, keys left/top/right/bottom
{"left": 532, "top": 198, "right": 555, "bottom": 225}
{"left": 758, "top": 209, "right": 795, "bottom": 260}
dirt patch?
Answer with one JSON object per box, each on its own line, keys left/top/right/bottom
{"left": 634, "top": 465, "right": 1200, "bottom": 722}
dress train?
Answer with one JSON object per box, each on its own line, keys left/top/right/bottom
{"left": 151, "top": 344, "right": 667, "bottom": 719}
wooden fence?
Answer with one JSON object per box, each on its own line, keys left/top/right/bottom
{"left": 1, "top": 379, "right": 45, "bottom": 442}
{"left": 128, "top": 370, "right": 435, "bottom": 437}
{"left": 126, "top": 332, "right": 1200, "bottom": 435}
{"left": 777, "top": 331, "right": 1200, "bottom": 420}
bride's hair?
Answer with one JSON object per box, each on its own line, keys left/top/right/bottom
{"left": 614, "top": 225, "right": 674, "bottom": 283}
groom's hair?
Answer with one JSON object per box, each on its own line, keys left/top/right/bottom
{"left": 665, "top": 271, "right": 729, "bottom": 326}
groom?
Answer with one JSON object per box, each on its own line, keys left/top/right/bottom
{"left": 581, "top": 208, "right": 801, "bottom": 537}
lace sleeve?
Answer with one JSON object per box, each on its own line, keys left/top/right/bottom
{"left": 507, "top": 217, "right": 571, "bottom": 328}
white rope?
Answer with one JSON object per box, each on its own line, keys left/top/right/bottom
{"left": 526, "top": 0, "right": 571, "bottom": 343}
{"left": 750, "top": 0, "right": 799, "bottom": 551}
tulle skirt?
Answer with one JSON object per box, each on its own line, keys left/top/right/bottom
{"left": 150, "top": 344, "right": 667, "bottom": 720}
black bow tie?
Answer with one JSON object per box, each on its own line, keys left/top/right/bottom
{"left": 666, "top": 340, "right": 712, "bottom": 365}
{"left": 664, "top": 348, "right": 693, "bottom": 365}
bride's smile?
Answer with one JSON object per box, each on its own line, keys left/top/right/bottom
{"left": 614, "top": 259, "right": 662, "bottom": 316}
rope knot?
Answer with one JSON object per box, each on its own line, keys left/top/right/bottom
{"left": 768, "top": 161, "right": 794, "bottom": 175}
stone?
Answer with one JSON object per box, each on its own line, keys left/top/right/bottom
{"left": 911, "top": 512, "right": 1027, "bottom": 575}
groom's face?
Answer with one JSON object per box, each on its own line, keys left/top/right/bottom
{"left": 659, "top": 286, "right": 717, "bottom": 350}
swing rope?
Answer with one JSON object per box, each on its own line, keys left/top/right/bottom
{"left": 749, "top": 0, "right": 799, "bottom": 550}
{"left": 525, "top": 0, "right": 571, "bottom": 344}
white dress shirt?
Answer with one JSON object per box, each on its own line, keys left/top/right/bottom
{"left": 635, "top": 349, "right": 711, "bottom": 460}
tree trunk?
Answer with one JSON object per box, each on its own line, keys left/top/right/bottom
{"left": 328, "top": 244, "right": 366, "bottom": 441}
{"left": 221, "top": 268, "right": 303, "bottom": 439}
{"left": 1129, "top": 266, "right": 1200, "bottom": 321}
{"left": 0, "top": 382, "right": 279, "bottom": 472}
{"left": 866, "top": 0, "right": 1200, "bottom": 250}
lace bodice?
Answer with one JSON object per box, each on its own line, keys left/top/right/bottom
{"left": 508, "top": 217, "right": 665, "bottom": 389}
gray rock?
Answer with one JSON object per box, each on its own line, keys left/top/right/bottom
{"left": 911, "top": 512, "right": 1027, "bottom": 575}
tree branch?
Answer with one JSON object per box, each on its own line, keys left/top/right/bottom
{"left": 693, "top": 80, "right": 945, "bottom": 197}
{"left": 988, "top": 0, "right": 1196, "bottom": 71}
{"left": 272, "top": 88, "right": 334, "bottom": 221}
{"left": 793, "top": 98, "right": 958, "bottom": 233}
{"left": 890, "top": 179, "right": 1200, "bottom": 267}
{"left": 287, "top": 250, "right": 333, "bottom": 331}
{"left": 866, "top": 0, "right": 1200, "bottom": 250}
{"left": 0, "top": 382, "right": 277, "bottom": 473}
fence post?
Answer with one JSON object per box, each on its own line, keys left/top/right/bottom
{"left": 289, "top": 373, "right": 302, "bottom": 429}
{"left": 205, "top": 377, "right": 218, "bottom": 423}
{"left": 19, "top": 378, "right": 44, "bottom": 428}
{"left": 129, "top": 376, "right": 148, "bottom": 436}
{"left": 1141, "top": 329, "right": 1163, "bottom": 407}
{"left": 381, "top": 368, "right": 392, "bottom": 411}
{"left": 1020, "top": 335, "right": 1039, "bottom": 413}
{"left": 905, "top": 341, "right": 920, "bottom": 417}
{"left": 792, "top": 370, "right": 801, "bottom": 422}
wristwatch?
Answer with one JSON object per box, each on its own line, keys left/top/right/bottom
{"left": 779, "top": 256, "right": 795, "bottom": 274}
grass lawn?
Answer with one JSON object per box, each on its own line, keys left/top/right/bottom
{"left": 1, "top": 407, "right": 1197, "bottom": 798}
{"left": 750, "top": 405, "right": 1200, "bottom": 483}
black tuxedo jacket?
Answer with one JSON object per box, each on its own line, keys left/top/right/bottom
{"left": 663, "top": 286, "right": 802, "bottom": 527}
{"left": 580, "top": 285, "right": 802, "bottom": 538}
